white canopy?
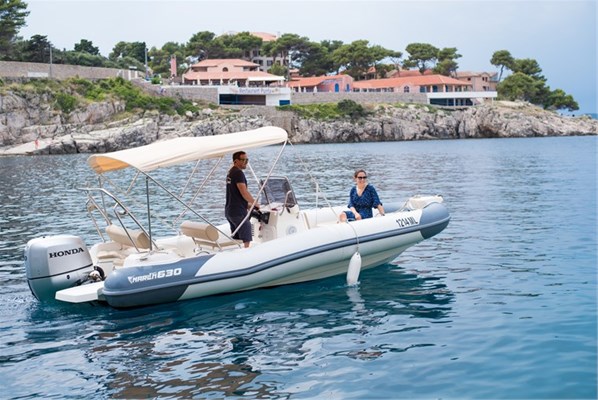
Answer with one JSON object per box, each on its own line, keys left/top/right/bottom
{"left": 88, "top": 126, "right": 288, "bottom": 174}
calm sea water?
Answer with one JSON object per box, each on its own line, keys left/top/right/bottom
{"left": 0, "top": 136, "right": 596, "bottom": 399}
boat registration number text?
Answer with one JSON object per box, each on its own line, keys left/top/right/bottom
{"left": 395, "top": 216, "right": 418, "bottom": 228}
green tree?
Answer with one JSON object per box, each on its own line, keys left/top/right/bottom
{"left": 185, "top": 30, "right": 217, "bottom": 60}
{"left": 295, "top": 40, "right": 344, "bottom": 77}
{"left": 321, "top": 40, "right": 344, "bottom": 74}
{"left": 546, "top": 89, "right": 579, "bottom": 112}
{"left": 109, "top": 41, "right": 146, "bottom": 64}
{"left": 0, "top": 0, "right": 29, "bottom": 60}
{"left": 208, "top": 35, "right": 243, "bottom": 59}
{"left": 337, "top": 99, "right": 368, "bottom": 119}
{"left": 433, "top": 47, "right": 461, "bottom": 76}
{"left": 294, "top": 41, "right": 328, "bottom": 76}
{"left": 74, "top": 39, "right": 99, "bottom": 55}
{"left": 497, "top": 56, "right": 578, "bottom": 112}
{"left": 21, "top": 34, "right": 52, "bottom": 63}
{"left": 63, "top": 51, "right": 105, "bottom": 67}
{"left": 332, "top": 40, "right": 394, "bottom": 80}
{"left": 511, "top": 58, "right": 544, "bottom": 80}
{"left": 373, "top": 63, "right": 395, "bottom": 78}
{"left": 490, "top": 50, "right": 514, "bottom": 81}
{"left": 266, "top": 33, "right": 311, "bottom": 69}
{"left": 221, "top": 31, "right": 262, "bottom": 59}
{"left": 434, "top": 59, "right": 459, "bottom": 77}
{"left": 404, "top": 43, "right": 440, "bottom": 74}
{"left": 388, "top": 51, "right": 404, "bottom": 75}
{"left": 116, "top": 56, "right": 144, "bottom": 71}
{"left": 268, "top": 63, "right": 287, "bottom": 77}
{"left": 497, "top": 72, "right": 539, "bottom": 102}
{"left": 148, "top": 41, "right": 185, "bottom": 77}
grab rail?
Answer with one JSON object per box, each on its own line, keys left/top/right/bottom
{"left": 79, "top": 187, "right": 158, "bottom": 251}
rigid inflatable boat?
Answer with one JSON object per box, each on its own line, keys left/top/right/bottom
{"left": 24, "top": 127, "right": 450, "bottom": 308}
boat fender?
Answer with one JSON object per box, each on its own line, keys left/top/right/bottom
{"left": 346, "top": 251, "right": 362, "bottom": 286}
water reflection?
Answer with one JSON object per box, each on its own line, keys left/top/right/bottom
{"left": 11, "top": 264, "right": 453, "bottom": 398}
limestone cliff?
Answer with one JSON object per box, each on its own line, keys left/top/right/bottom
{"left": 0, "top": 90, "right": 596, "bottom": 155}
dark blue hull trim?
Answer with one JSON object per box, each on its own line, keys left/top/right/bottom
{"left": 418, "top": 202, "right": 451, "bottom": 239}
{"left": 103, "top": 255, "right": 214, "bottom": 308}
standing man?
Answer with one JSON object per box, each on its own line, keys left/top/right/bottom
{"left": 225, "top": 151, "right": 259, "bottom": 248}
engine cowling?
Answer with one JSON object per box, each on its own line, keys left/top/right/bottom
{"left": 24, "top": 235, "right": 94, "bottom": 301}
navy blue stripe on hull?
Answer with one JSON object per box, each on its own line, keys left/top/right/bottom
{"left": 103, "top": 255, "right": 214, "bottom": 308}
{"left": 107, "top": 284, "right": 190, "bottom": 308}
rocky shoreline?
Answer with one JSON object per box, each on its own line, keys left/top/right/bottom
{"left": 0, "top": 90, "right": 596, "bottom": 156}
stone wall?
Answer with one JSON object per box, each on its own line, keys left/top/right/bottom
{"left": 161, "top": 86, "right": 220, "bottom": 103}
{"left": 0, "top": 61, "right": 140, "bottom": 80}
{"left": 291, "top": 91, "right": 428, "bottom": 105}
{"left": 163, "top": 85, "right": 428, "bottom": 106}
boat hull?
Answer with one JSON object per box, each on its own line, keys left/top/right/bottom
{"left": 100, "top": 202, "right": 450, "bottom": 308}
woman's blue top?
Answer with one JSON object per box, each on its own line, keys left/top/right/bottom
{"left": 347, "top": 184, "right": 382, "bottom": 219}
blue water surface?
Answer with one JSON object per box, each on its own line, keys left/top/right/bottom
{"left": 0, "top": 136, "right": 596, "bottom": 399}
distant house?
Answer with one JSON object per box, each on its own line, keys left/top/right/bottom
{"left": 354, "top": 74, "right": 496, "bottom": 106}
{"left": 181, "top": 59, "right": 290, "bottom": 106}
{"left": 182, "top": 59, "right": 284, "bottom": 87}
{"left": 287, "top": 74, "right": 354, "bottom": 93}
{"left": 455, "top": 71, "right": 498, "bottom": 92}
{"left": 353, "top": 74, "right": 472, "bottom": 93}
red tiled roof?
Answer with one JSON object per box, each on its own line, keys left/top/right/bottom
{"left": 250, "top": 32, "right": 278, "bottom": 42}
{"left": 221, "top": 31, "right": 278, "bottom": 42}
{"left": 456, "top": 71, "right": 493, "bottom": 78}
{"left": 354, "top": 74, "right": 472, "bottom": 89}
{"left": 287, "top": 75, "right": 346, "bottom": 88}
{"left": 389, "top": 69, "right": 434, "bottom": 78}
{"left": 191, "top": 59, "right": 259, "bottom": 68}
{"left": 182, "top": 70, "right": 283, "bottom": 81}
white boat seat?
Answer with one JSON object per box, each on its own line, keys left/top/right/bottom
{"left": 180, "top": 221, "right": 241, "bottom": 249}
{"left": 105, "top": 224, "right": 151, "bottom": 249}
{"left": 403, "top": 195, "right": 444, "bottom": 210}
{"left": 96, "top": 250, "right": 125, "bottom": 260}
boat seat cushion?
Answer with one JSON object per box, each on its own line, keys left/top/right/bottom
{"left": 180, "top": 221, "right": 240, "bottom": 248}
{"left": 180, "top": 221, "right": 219, "bottom": 242}
{"left": 105, "top": 224, "right": 151, "bottom": 249}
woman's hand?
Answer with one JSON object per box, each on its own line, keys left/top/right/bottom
{"left": 355, "top": 212, "right": 362, "bottom": 220}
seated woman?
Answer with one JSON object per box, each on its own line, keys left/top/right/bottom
{"left": 339, "top": 169, "right": 385, "bottom": 222}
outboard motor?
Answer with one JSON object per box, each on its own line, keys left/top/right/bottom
{"left": 24, "top": 235, "right": 94, "bottom": 301}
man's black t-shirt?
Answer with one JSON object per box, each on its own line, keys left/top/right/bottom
{"left": 225, "top": 166, "right": 248, "bottom": 217}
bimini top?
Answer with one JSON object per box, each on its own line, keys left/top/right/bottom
{"left": 88, "top": 126, "right": 288, "bottom": 174}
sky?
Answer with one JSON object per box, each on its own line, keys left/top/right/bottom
{"left": 18, "top": 0, "right": 597, "bottom": 115}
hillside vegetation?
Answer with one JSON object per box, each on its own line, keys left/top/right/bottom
{"left": 0, "top": 77, "right": 204, "bottom": 116}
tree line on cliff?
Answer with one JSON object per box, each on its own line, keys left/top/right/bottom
{"left": 0, "top": 0, "right": 578, "bottom": 112}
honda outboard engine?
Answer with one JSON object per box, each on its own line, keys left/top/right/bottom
{"left": 24, "top": 235, "right": 94, "bottom": 301}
